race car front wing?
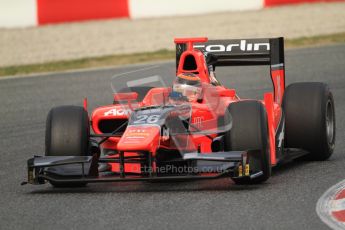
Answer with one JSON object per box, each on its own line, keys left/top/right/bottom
{"left": 22, "top": 150, "right": 263, "bottom": 185}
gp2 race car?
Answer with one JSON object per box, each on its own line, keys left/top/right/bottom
{"left": 23, "top": 37, "right": 336, "bottom": 187}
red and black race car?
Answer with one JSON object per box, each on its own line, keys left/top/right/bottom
{"left": 24, "top": 37, "right": 336, "bottom": 187}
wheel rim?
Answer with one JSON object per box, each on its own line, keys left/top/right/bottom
{"left": 326, "top": 100, "right": 335, "bottom": 145}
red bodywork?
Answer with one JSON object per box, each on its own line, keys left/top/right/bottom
{"left": 90, "top": 37, "right": 285, "bottom": 173}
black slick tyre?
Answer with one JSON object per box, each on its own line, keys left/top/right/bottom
{"left": 45, "top": 106, "right": 90, "bottom": 187}
{"left": 283, "top": 82, "right": 335, "bottom": 160}
{"left": 225, "top": 101, "right": 271, "bottom": 184}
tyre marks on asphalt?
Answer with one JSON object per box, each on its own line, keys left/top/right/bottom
{"left": 317, "top": 179, "right": 345, "bottom": 229}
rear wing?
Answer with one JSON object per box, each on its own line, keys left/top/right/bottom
{"left": 175, "top": 37, "right": 286, "bottom": 104}
{"left": 176, "top": 37, "right": 284, "bottom": 67}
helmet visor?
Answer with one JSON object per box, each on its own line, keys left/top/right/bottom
{"left": 173, "top": 83, "right": 202, "bottom": 101}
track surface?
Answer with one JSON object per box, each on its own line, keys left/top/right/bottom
{"left": 0, "top": 45, "right": 344, "bottom": 230}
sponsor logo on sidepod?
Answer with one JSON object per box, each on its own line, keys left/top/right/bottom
{"left": 104, "top": 108, "right": 131, "bottom": 116}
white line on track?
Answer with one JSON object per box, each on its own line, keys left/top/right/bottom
{"left": 331, "top": 199, "right": 345, "bottom": 212}
{"left": 316, "top": 179, "right": 345, "bottom": 230}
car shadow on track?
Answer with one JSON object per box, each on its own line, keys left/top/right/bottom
{"left": 27, "top": 178, "right": 263, "bottom": 194}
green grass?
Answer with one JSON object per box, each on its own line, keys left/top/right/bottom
{"left": 1, "top": 32, "right": 344, "bottom": 77}
{"left": 285, "top": 32, "right": 345, "bottom": 47}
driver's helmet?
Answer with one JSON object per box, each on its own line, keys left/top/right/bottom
{"left": 172, "top": 73, "right": 202, "bottom": 102}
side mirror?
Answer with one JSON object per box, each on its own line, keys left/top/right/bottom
{"left": 113, "top": 92, "right": 138, "bottom": 104}
{"left": 219, "top": 89, "right": 236, "bottom": 97}
{"left": 211, "top": 89, "right": 236, "bottom": 98}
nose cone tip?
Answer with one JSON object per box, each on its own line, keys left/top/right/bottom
{"left": 117, "top": 126, "right": 161, "bottom": 152}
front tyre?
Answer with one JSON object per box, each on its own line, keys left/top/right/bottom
{"left": 45, "top": 106, "right": 90, "bottom": 187}
{"left": 225, "top": 101, "right": 271, "bottom": 184}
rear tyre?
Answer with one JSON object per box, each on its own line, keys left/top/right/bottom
{"left": 283, "top": 82, "right": 335, "bottom": 160}
{"left": 45, "top": 106, "right": 90, "bottom": 187}
{"left": 225, "top": 101, "right": 271, "bottom": 184}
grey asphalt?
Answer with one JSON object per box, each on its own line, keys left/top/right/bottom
{"left": 0, "top": 45, "right": 345, "bottom": 230}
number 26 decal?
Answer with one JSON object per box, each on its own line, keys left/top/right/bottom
{"left": 133, "top": 115, "right": 160, "bottom": 124}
